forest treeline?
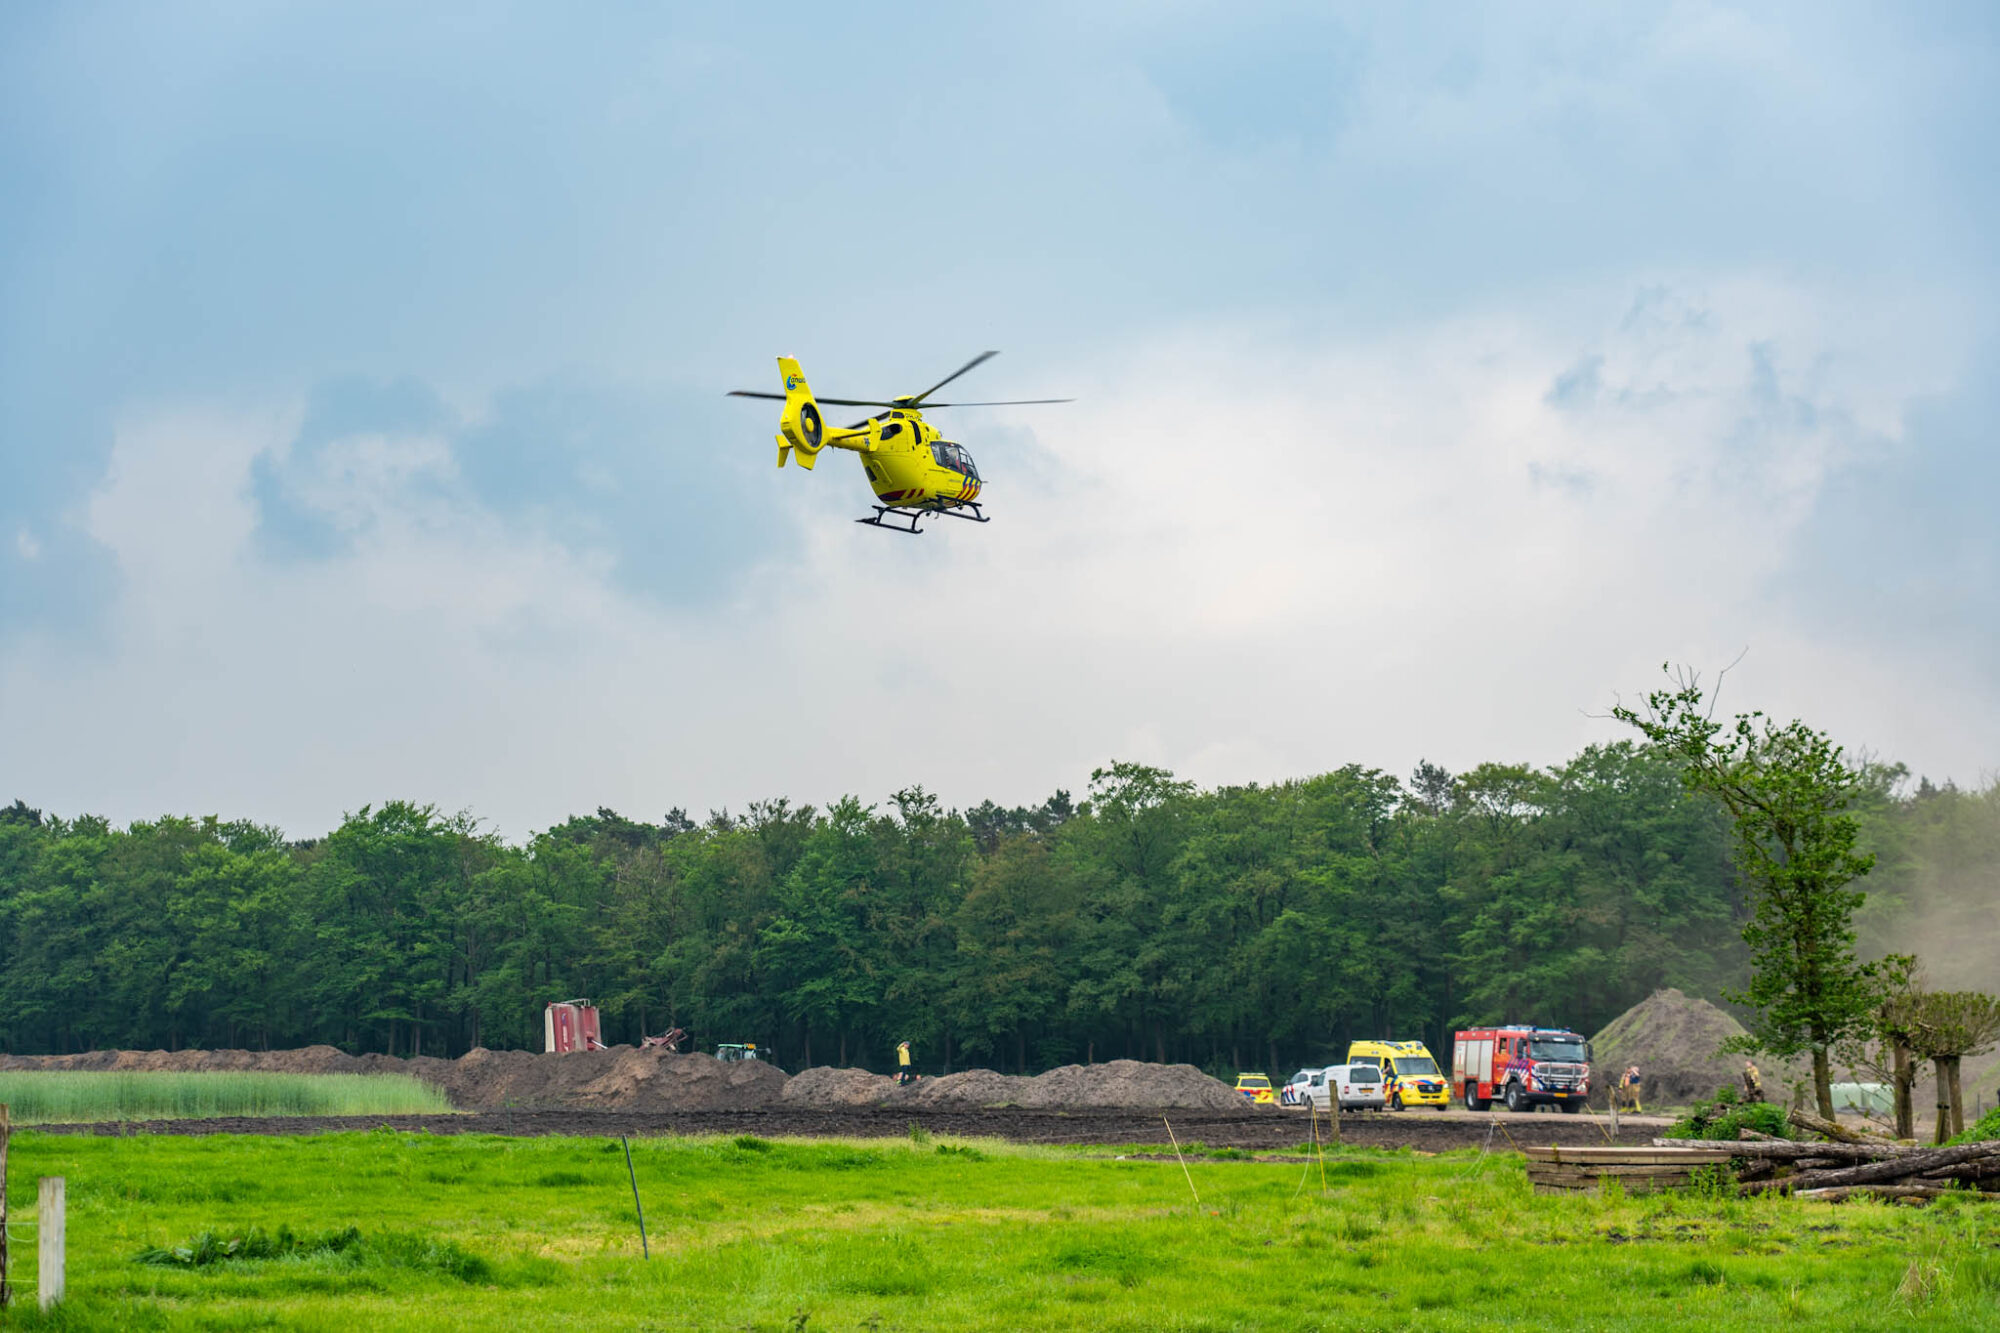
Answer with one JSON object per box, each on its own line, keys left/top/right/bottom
{"left": 1, "top": 745, "right": 1993, "bottom": 1075}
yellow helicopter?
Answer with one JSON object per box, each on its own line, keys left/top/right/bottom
{"left": 729, "top": 351, "right": 1069, "bottom": 533}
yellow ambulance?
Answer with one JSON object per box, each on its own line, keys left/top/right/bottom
{"left": 1347, "top": 1040, "right": 1450, "bottom": 1109}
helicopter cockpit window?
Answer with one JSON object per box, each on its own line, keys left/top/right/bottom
{"left": 933, "top": 441, "right": 978, "bottom": 479}
{"left": 879, "top": 423, "right": 902, "bottom": 441}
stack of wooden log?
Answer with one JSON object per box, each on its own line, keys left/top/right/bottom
{"left": 1523, "top": 1143, "right": 1735, "bottom": 1194}
{"left": 1650, "top": 1108, "right": 2000, "bottom": 1203}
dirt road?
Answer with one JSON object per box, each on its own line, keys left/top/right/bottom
{"left": 29, "top": 1104, "right": 1667, "bottom": 1150}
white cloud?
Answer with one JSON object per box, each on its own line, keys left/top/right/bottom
{"left": 784, "top": 274, "right": 1982, "bottom": 796}
{"left": 0, "top": 272, "right": 1988, "bottom": 835}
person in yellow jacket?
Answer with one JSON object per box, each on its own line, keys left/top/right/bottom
{"left": 897, "top": 1040, "right": 915, "bottom": 1086}
{"left": 1619, "top": 1065, "right": 1643, "bottom": 1114}
{"left": 1742, "top": 1059, "right": 1763, "bottom": 1103}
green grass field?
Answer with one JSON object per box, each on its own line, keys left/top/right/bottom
{"left": 0, "top": 1073, "right": 451, "bottom": 1124}
{"left": 0, "top": 1130, "right": 1994, "bottom": 1330}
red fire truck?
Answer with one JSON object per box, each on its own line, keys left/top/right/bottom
{"left": 1452, "top": 1025, "right": 1592, "bottom": 1113}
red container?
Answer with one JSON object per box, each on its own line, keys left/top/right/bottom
{"left": 544, "top": 1000, "right": 603, "bottom": 1053}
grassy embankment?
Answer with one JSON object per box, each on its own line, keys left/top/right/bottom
{"left": 0, "top": 1130, "right": 1994, "bottom": 1330}
{"left": 0, "top": 1072, "right": 449, "bottom": 1124}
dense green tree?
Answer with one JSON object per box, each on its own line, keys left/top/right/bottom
{"left": 1616, "top": 669, "right": 1890, "bottom": 1116}
{"left": 757, "top": 796, "right": 881, "bottom": 1066}
{"left": 2, "top": 739, "right": 1986, "bottom": 1077}
{"left": 948, "top": 833, "right": 1077, "bottom": 1071}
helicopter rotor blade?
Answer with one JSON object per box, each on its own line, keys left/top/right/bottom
{"left": 727, "top": 390, "right": 901, "bottom": 407}
{"left": 911, "top": 398, "right": 1075, "bottom": 407}
{"left": 907, "top": 350, "right": 1000, "bottom": 406}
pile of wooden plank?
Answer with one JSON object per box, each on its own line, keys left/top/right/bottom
{"left": 1645, "top": 1108, "right": 2000, "bottom": 1203}
{"left": 1523, "top": 1143, "right": 1737, "bottom": 1194}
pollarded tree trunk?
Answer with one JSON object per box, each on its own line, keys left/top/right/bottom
{"left": 1946, "top": 1056, "right": 1965, "bottom": 1138}
{"left": 1892, "top": 1042, "right": 1915, "bottom": 1140}
{"left": 1934, "top": 1057, "right": 1954, "bottom": 1146}
{"left": 1813, "top": 1046, "right": 1835, "bottom": 1121}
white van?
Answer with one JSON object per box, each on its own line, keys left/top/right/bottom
{"left": 1302, "top": 1063, "right": 1389, "bottom": 1113}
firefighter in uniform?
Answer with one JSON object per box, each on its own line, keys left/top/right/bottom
{"left": 1620, "top": 1065, "right": 1643, "bottom": 1114}
{"left": 897, "top": 1040, "right": 915, "bottom": 1086}
{"left": 1742, "top": 1059, "right": 1763, "bottom": 1102}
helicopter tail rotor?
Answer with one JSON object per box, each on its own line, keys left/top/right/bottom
{"left": 774, "top": 357, "right": 825, "bottom": 470}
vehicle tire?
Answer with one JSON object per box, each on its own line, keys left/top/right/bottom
{"left": 1462, "top": 1084, "right": 1488, "bottom": 1112}
{"left": 1390, "top": 1091, "right": 1403, "bottom": 1111}
{"left": 1559, "top": 1100, "right": 1580, "bottom": 1114}
{"left": 1505, "top": 1082, "right": 1529, "bottom": 1113}
{"left": 1433, "top": 1102, "right": 1450, "bottom": 1111}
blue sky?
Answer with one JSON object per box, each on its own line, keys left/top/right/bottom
{"left": 3, "top": 2, "right": 1996, "bottom": 835}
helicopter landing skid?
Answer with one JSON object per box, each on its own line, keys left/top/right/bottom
{"left": 856, "top": 502, "right": 989, "bottom": 535}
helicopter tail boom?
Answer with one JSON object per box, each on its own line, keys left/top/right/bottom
{"left": 774, "top": 356, "right": 826, "bottom": 470}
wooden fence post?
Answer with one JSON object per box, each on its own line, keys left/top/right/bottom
{"left": 38, "top": 1177, "right": 63, "bottom": 1310}
{"left": 1, "top": 1102, "right": 10, "bottom": 1310}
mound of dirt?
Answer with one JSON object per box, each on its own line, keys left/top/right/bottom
{"left": 575, "top": 1049, "right": 788, "bottom": 1111}
{"left": 3, "top": 1047, "right": 1246, "bottom": 1114}
{"left": 0, "top": 1045, "right": 787, "bottom": 1112}
{"left": 0, "top": 1045, "right": 382, "bottom": 1076}
{"left": 907, "top": 1068, "right": 1024, "bottom": 1109}
{"left": 1020, "top": 1060, "right": 1245, "bottom": 1109}
{"left": 1591, "top": 988, "right": 1755, "bottom": 1106}
{"left": 781, "top": 1066, "right": 897, "bottom": 1107}
{"left": 780, "top": 1059, "right": 1245, "bottom": 1111}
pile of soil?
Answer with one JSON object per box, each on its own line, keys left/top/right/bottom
{"left": 1590, "top": 988, "right": 1755, "bottom": 1106}
{"left": 4, "top": 1047, "right": 1241, "bottom": 1113}
{"left": 1018, "top": 1060, "right": 1246, "bottom": 1109}
{"left": 912, "top": 1069, "right": 1026, "bottom": 1109}
{"left": 780, "top": 1059, "right": 1244, "bottom": 1111}
{"left": 779, "top": 1066, "right": 894, "bottom": 1106}
{"left": 0, "top": 1045, "right": 418, "bottom": 1076}
{"left": 421, "top": 1047, "right": 788, "bottom": 1111}
{"left": 0, "top": 1045, "right": 788, "bottom": 1112}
